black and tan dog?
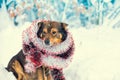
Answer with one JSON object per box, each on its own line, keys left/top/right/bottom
{"left": 6, "top": 21, "right": 68, "bottom": 80}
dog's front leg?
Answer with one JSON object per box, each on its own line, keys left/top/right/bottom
{"left": 45, "top": 67, "right": 53, "bottom": 80}
{"left": 37, "top": 67, "right": 45, "bottom": 80}
{"left": 46, "top": 74, "right": 53, "bottom": 80}
{"left": 12, "top": 60, "right": 28, "bottom": 80}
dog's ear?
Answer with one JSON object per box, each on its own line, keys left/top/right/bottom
{"left": 61, "top": 22, "right": 68, "bottom": 30}
{"left": 37, "top": 22, "right": 44, "bottom": 37}
{"left": 60, "top": 23, "right": 68, "bottom": 41}
{"left": 37, "top": 22, "right": 43, "bottom": 28}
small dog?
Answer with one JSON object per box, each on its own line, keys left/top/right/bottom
{"left": 6, "top": 20, "right": 74, "bottom": 80}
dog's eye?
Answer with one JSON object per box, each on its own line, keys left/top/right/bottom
{"left": 42, "top": 31, "right": 46, "bottom": 34}
{"left": 52, "top": 31, "right": 56, "bottom": 35}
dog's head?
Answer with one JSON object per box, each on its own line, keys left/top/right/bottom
{"left": 37, "top": 21, "right": 68, "bottom": 46}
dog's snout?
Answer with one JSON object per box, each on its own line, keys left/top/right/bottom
{"left": 45, "top": 39, "right": 50, "bottom": 45}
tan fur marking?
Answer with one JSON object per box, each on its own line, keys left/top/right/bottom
{"left": 50, "top": 37, "right": 62, "bottom": 45}
{"left": 12, "top": 60, "right": 28, "bottom": 80}
{"left": 43, "top": 28, "right": 48, "bottom": 33}
{"left": 37, "top": 68, "right": 44, "bottom": 80}
{"left": 12, "top": 60, "right": 52, "bottom": 80}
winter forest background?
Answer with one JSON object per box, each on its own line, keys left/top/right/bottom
{"left": 0, "top": 0, "right": 120, "bottom": 28}
{"left": 0, "top": 0, "right": 120, "bottom": 80}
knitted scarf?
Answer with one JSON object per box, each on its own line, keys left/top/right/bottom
{"left": 22, "top": 20, "right": 74, "bottom": 73}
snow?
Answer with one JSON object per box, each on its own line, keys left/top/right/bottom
{"left": 0, "top": 65, "right": 16, "bottom": 80}
{"left": 0, "top": 0, "right": 120, "bottom": 80}
{"left": 1, "top": 21, "right": 120, "bottom": 80}
{"left": 64, "top": 27, "right": 120, "bottom": 80}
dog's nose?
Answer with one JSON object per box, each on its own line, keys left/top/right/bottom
{"left": 45, "top": 39, "right": 50, "bottom": 45}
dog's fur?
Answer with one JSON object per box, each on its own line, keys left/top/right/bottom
{"left": 37, "top": 21, "right": 68, "bottom": 46}
{"left": 6, "top": 21, "right": 68, "bottom": 80}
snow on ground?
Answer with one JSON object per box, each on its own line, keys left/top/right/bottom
{"left": 0, "top": 22, "right": 30, "bottom": 80}
{"left": 0, "top": 22, "right": 30, "bottom": 66}
{"left": 0, "top": 64, "right": 16, "bottom": 80}
{"left": 64, "top": 27, "right": 120, "bottom": 80}
{"left": 0, "top": 21, "right": 120, "bottom": 80}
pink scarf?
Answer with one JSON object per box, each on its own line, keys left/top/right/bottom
{"left": 22, "top": 20, "right": 74, "bottom": 73}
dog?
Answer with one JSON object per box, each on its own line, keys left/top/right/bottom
{"left": 6, "top": 21, "right": 70, "bottom": 80}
